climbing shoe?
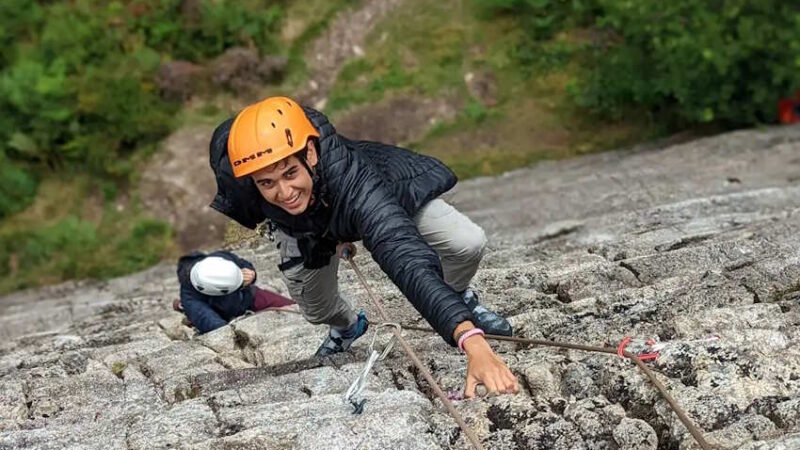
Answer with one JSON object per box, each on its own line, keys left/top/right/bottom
{"left": 462, "top": 288, "right": 513, "bottom": 336}
{"left": 315, "top": 310, "right": 369, "bottom": 357}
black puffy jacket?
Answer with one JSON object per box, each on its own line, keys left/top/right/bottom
{"left": 209, "top": 107, "right": 473, "bottom": 345}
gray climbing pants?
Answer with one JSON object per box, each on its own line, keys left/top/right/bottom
{"left": 276, "top": 198, "right": 487, "bottom": 330}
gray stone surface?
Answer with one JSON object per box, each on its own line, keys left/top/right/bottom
{"left": 613, "top": 418, "right": 658, "bottom": 450}
{"left": 2, "top": 125, "right": 800, "bottom": 448}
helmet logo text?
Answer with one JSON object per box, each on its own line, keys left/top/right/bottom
{"left": 232, "top": 148, "right": 274, "bottom": 166}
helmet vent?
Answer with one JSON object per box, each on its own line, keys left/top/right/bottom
{"left": 278, "top": 109, "right": 283, "bottom": 115}
{"left": 285, "top": 128, "right": 293, "bottom": 147}
{"left": 271, "top": 122, "right": 276, "bottom": 128}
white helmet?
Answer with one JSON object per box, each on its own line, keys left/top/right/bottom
{"left": 189, "top": 256, "right": 243, "bottom": 296}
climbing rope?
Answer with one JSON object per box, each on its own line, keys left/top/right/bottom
{"left": 347, "top": 253, "right": 715, "bottom": 450}
{"left": 399, "top": 325, "right": 713, "bottom": 450}
{"left": 344, "top": 255, "right": 487, "bottom": 450}
{"left": 263, "top": 259, "right": 714, "bottom": 450}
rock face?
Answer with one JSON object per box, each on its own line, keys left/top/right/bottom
{"left": 299, "top": 0, "right": 407, "bottom": 108}
{"left": 138, "top": 126, "right": 229, "bottom": 252}
{"left": 157, "top": 60, "right": 207, "bottom": 101}
{"left": 209, "top": 47, "right": 288, "bottom": 95}
{"left": 2, "top": 125, "right": 800, "bottom": 449}
{"left": 334, "top": 96, "right": 459, "bottom": 144}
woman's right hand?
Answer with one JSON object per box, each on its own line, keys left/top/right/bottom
{"left": 463, "top": 335, "right": 519, "bottom": 397}
{"left": 241, "top": 268, "right": 256, "bottom": 286}
{"left": 455, "top": 321, "right": 519, "bottom": 398}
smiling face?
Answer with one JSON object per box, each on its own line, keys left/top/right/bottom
{"left": 250, "top": 140, "right": 318, "bottom": 215}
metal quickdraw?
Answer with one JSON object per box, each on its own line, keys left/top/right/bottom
{"left": 344, "top": 322, "right": 401, "bottom": 414}
{"left": 617, "top": 334, "right": 724, "bottom": 361}
{"left": 262, "top": 306, "right": 715, "bottom": 450}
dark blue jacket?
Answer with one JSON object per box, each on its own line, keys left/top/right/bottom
{"left": 208, "top": 107, "right": 474, "bottom": 346}
{"left": 176, "top": 250, "right": 256, "bottom": 334}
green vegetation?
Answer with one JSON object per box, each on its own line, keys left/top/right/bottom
{"left": 280, "top": 0, "right": 363, "bottom": 88}
{"left": 111, "top": 362, "right": 128, "bottom": 378}
{"left": 0, "top": 176, "right": 175, "bottom": 294}
{"left": 0, "top": 0, "right": 285, "bottom": 294}
{"left": 478, "top": 0, "right": 800, "bottom": 126}
{"left": 325, "top": 0, "right": 799, "bottom": 179}
{"left": 327, "top": 0, "right": 472, "bottom": 114}
{"left": 2, "top": 0, "right": 797, "bottom": 294}
{"left": 325, "top": 0, "right": 656, "bottom": 179}
{"left": 1, "top": 0, "right": 284, "bottom": 184}
{"left": 0, "top": 151, "right": 38, "bottom": 218}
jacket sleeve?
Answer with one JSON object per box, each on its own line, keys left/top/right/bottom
{"left": 181, "top": 285, "right": 228, "bottom": 334}
{"left": 338, "top": 159, "right": 473, "bottom": 346}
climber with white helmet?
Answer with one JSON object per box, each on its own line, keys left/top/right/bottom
{"left": 175, "top": 250, "right": 294, "bottom": 333}
{"left": 208, "top": 96, "right": 518, "bottom": 398}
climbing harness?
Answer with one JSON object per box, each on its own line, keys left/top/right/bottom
{"left": 257, "top": 220, "right": 277, "bottom": 242}
{"left": 343, "top": 322, "right": 401, "bottom": 414}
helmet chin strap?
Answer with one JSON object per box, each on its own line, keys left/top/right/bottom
{"left": 299, "top": 156, "right": 314, "bottom": 177}
{"left": 299, "top": 155, "right": 321, "bottom": 206}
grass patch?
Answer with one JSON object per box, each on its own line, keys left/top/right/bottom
{"left": 280, "top": 0, "right": 364, "bottom": 90}
{"left": 413, "top": 72, "right": 657, "bottom": 179}
{"left": 175, "top": 0, "right": 363, "bottom": 129}
{"left": 322, "top": 0, "right": 660, "bottom": 179}
{"left": 326, "top": 0, "right": 482, "bottom": 115}
{"left": 175, "top": 96, "right": 239, "bottom": 129}
{"left": 111, "top": 362, "right": 127, "bottom": 378}
{"left": 222, "top": 223, "right": 260, "bottom": 248}
{"left": 0, "top": 175, "right": 177, "bottom": 295}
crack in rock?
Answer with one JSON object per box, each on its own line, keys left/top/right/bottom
{"left": 654, "top": 233, "right": 715, "bottom": 252}
{"left": 618, "top": 261, "right": 642, "bottom": 283}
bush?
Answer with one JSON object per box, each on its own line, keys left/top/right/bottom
{"left": 0, "top": 217, "right": 99, "bottom": 287}
{"left": 476, "top": 0, "right": 800, "bottom": 127}
{"left": 0, "top": 215, "right": 174, "bottom": 293}
{"left": 0, "top": 0, "right": 42, "bottom": 68}
{"left": 0, "top": 2, "right": 172, "bottom": 176}
{"left": 474, "top": 0, "right": 596, "bottom": 40}
{"left": 576, "top": 1, "right": 800, "bottom": 126}
{"left": 111, "top": 218, "right": 174, "bottom": 273}
{"left": 0, "top": 156, "right": 38, "bottom": 218}
{"left": 0, "top": 0, "right": 285, "bottom": 178}
{"left": 131, "top": 0, "right": 284, "bottom": 61}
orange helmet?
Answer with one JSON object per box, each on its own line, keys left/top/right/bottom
{"left": 227, "top": 96, "right": 320, "bottom": 178}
